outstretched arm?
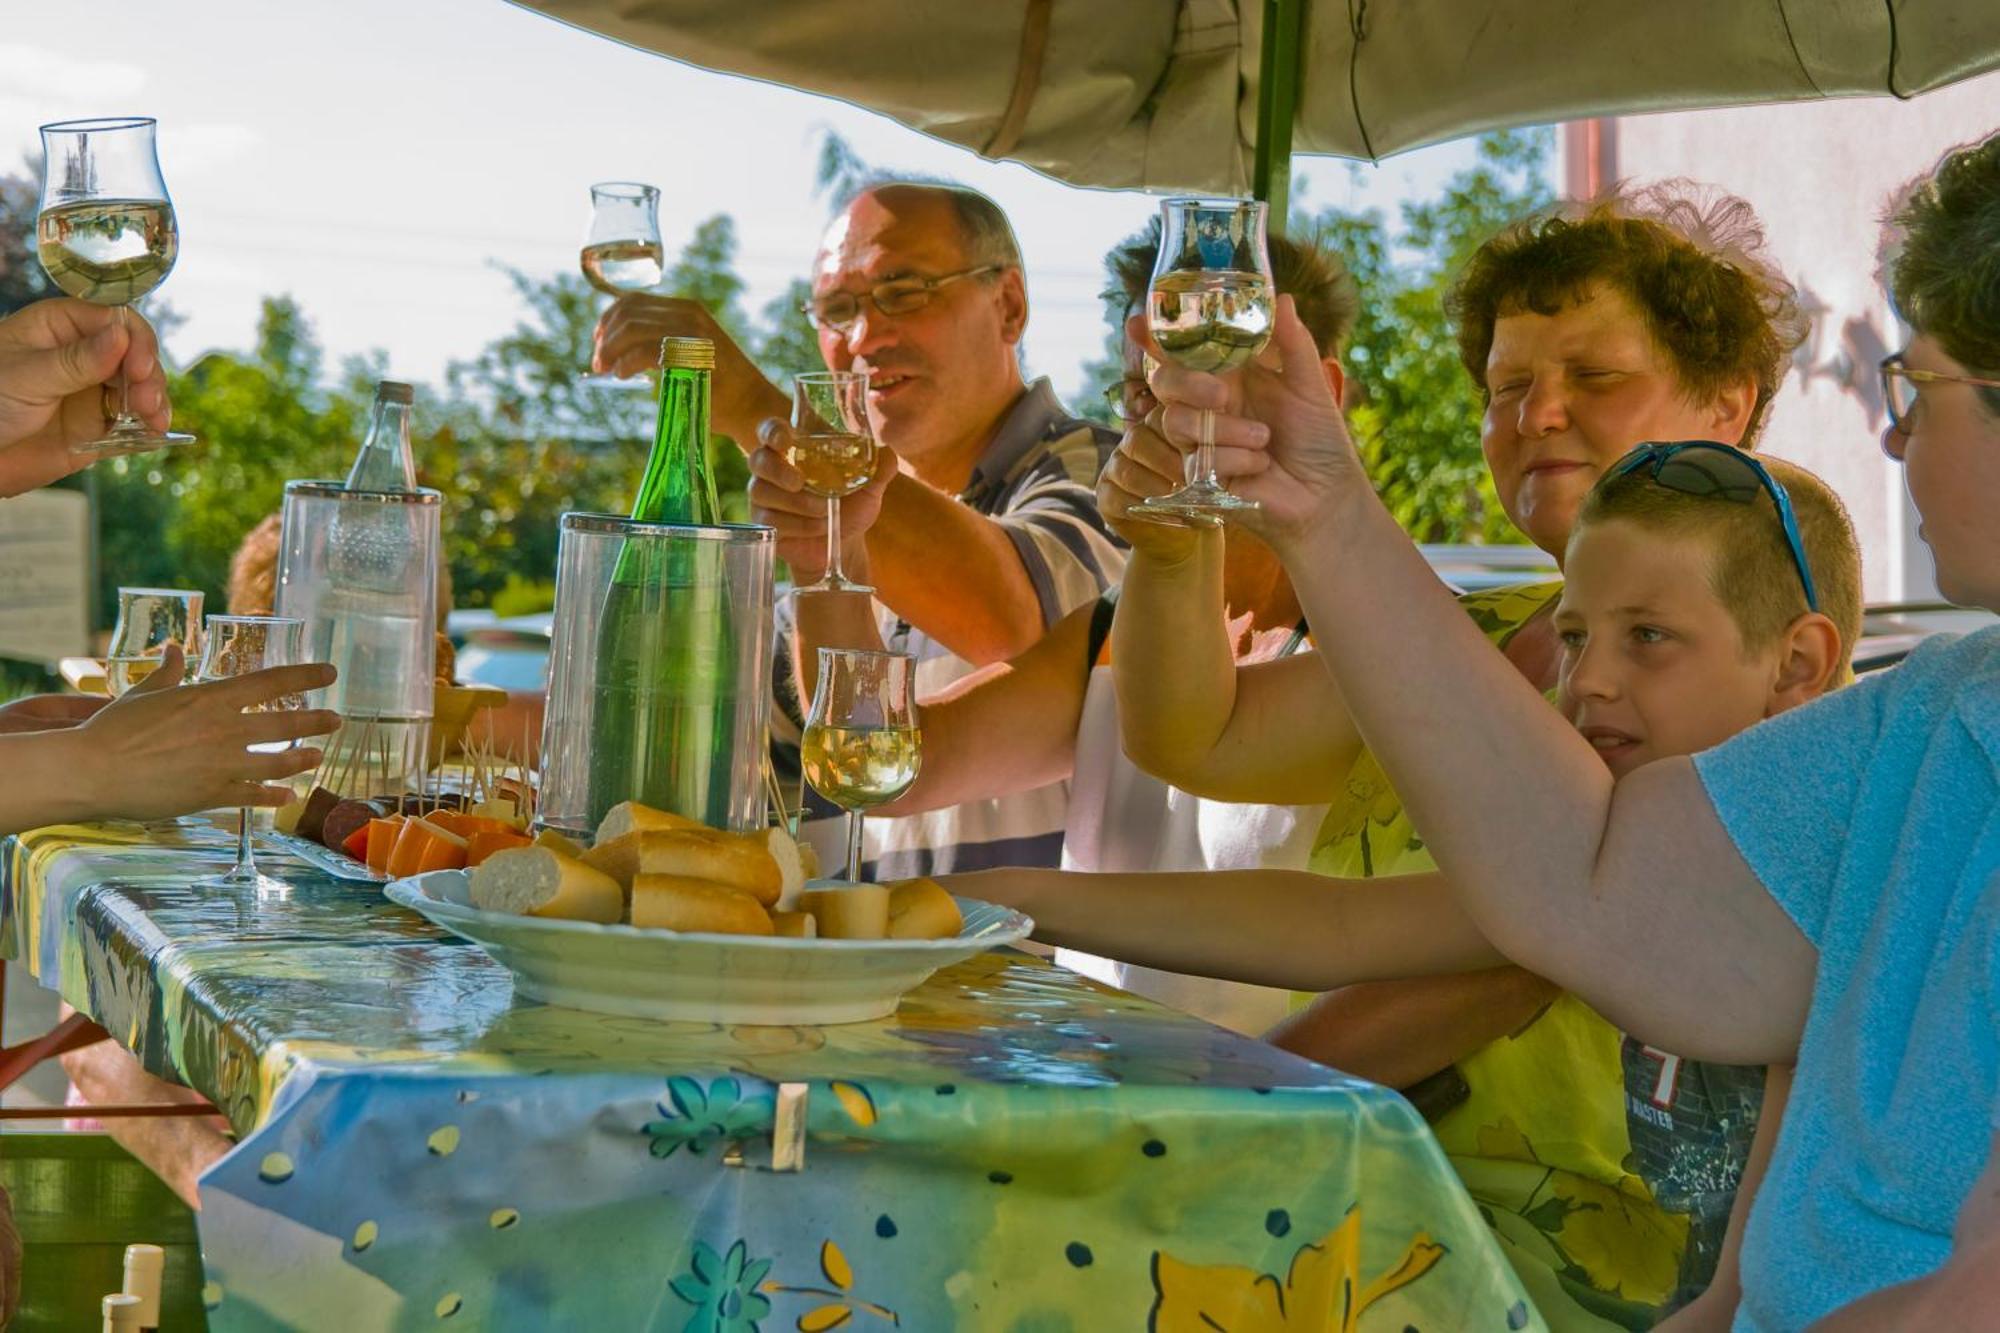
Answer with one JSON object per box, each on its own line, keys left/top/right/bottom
{"left": 1106, "top": 426, "right": 1361, "bottom": 804}
{"left": 945, "top": 866, "right": 1502, "bottom": 993}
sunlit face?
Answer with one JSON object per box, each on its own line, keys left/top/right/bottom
{"left": 1483, "top": 285, "right": 1751, "bottom": 560}
{"left": 1555, "top": 519, "right": 1788, "bottom": 778}
{"left": 1882, "top": 334, "right": 2000, "bottom": 610}
{"left": 812, "top": 189, "right": 1022, "bottom": 461}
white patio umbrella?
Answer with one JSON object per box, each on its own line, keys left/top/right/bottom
{"left": 510, "top": 0, "right": 2000, "bottom": 206}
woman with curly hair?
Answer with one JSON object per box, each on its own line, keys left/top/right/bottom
{"left": 1102, "top": 182, "right": 1808, "bottom": 1327}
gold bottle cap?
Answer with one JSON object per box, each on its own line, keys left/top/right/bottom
{"left": 659, "top": 337, "right": 715, "bottom": 371}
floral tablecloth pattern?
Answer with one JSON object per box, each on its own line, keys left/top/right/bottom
{"left": 3, "top": 821, "right": 1542, "bottom": 1332}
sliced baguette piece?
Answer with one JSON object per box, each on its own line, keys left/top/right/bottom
{"left": 534, "top": 827, "right": 588, "bottom": 859}
{"left": 798, "top": 883, "right": 889, "bottom": 940}
{"left": 766, "top": 828, "right": 807, "bottom": 910}
{"left": 770, "top": 910, "right": 818, "bottom": 939}
{"left": 630, "top": 874, "right": 774, "bottom": 935}
{"left": 886, "top": 877, "right": 964, "bottom": 940}
{"left": 582, "top": 828, "right": 783, "bottom": 906}
{"left": 593, "top": 800, "right": 704, "bottom": 846}
{"left": 469, "top": 846, "right": 622, "bottom": 924}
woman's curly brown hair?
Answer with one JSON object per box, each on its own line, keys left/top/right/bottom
{"left": 1447, "top": 181, "right": 1808, "bottom": 446}
{"left": 1886, "top": 131, "right": 2000, "bottom": 412}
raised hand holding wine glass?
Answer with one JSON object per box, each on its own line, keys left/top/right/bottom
{"left": 801, "top": 648, "right": 920, "bottom": 883}
{"left": 35, "top": 117, "right": 192, "bottom": 455}
{"left": 193, "top": 616, "right": 307, "bottom": 897}
{"left": 789, "top": 371, "right": 877, "bottom": 593}
{"left": 578, "top": 182, "right": 664, "bottom": 390}
{"left": 1129, "top": 197, "right": 1274, "bottom": 520}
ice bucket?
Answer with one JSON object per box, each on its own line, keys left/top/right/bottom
{"left": 275, "top": 480, "right": 441, "bottom": 795}
{"left": 539, "top": 514, "right": 774, "bottom": 836}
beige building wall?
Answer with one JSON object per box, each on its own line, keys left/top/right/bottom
{"left": 1571, "top": 71, "right": 2000, "bottom": 604}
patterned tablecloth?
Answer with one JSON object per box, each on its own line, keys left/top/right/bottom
{"left": 2, "top": 820, "right": 1542, "bottom": 1332}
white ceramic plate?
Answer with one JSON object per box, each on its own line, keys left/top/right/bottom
{"left": 384, "top": 870, "right": 1033, "bottom": 1025}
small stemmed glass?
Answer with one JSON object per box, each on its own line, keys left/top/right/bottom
{"left": 36, "top": 116, "right": 193, "bottom": 455}
{"left": 193, "top": 616, "right": 306, "bottom": 897}
{"left": 800, "top": 648, "right": 920, "bottom": 882}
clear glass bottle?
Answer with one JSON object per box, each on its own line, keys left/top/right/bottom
{"left": 344, "top": 380, "right": 418, "bottom": 492}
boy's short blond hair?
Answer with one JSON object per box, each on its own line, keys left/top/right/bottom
{"left": 1574, "top": 454, "right": 1863, "bottom": 660}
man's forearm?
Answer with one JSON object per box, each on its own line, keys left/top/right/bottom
{"left": 1265, "top": 968, "right": 1560, "bottom": 1090}
{"left": 863, "top": 475, "right": 1048, "bottom": 665}
{"left": 0, "top": 730, "right": 100, "bottom": 836}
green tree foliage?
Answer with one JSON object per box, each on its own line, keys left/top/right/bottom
{"left": 1302, "top": 129, "right": 1555, "bottom": 543}
{"left": 0, "top": 164, "right": 54, "bottom": 317}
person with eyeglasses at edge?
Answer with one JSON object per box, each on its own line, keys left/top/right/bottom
{"left": 593, "top": 180, "right": 1123, "bottom": 876}
{"left": 789, "top": 218, "right": 1358, "bottom": 1034}
{"left": 1144, "top": 130, "right": 2000, "bottom": 1330}
{"left": 1104, "top": 181, "right": 1807, "bottom": 1329}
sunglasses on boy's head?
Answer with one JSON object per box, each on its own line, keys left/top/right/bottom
{"left": 1605, "top": 441, "right": 1822, "bottom": 613}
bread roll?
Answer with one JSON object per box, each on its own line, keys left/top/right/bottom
{"left": 770, "top": 911, "right": 818, "bottom": 939}
{"left": 534, "top": 827, "right": 587, "bottom": 859}
{"left": 470, "top": 847, "right": 622, "bottom": 924}
{"left": 594, "top": 800, "right": 704, "bottom": 845}
{"left": 630, "top": 875, "right": 773, "bottom": 935}
{"left": 583, "top": 828, "right": 783, "bottom": 906}
{"left": 887, "top": 877, "right": 964, "bottom": 940}
{"left": 799, "top": 884, "right": 889, "bottom": 940}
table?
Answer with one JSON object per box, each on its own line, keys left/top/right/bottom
{"left": 4, "top": 819, "right": 1543, "bottom": 1331}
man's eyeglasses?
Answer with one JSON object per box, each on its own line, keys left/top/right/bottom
{"left": 1879, "top": 352, "right": 2000, "bottom": 435}
{"left": 802, "top": 264, "right": 1006, "bottom": 332}
{"left": 1606, "top": 441, "right": 1821, "bottom": 613}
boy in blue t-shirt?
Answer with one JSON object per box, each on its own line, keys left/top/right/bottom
{"left": 1131, "top": 130, "right": 2000, "bottom": 1328}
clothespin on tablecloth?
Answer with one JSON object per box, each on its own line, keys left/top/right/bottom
{"left": 721, "top": 1082, "right": 808, "bottom": 1173}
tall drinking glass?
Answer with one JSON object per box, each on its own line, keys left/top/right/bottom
{"left": 36, "top": 117, "right": 194, "bottom": 455}
{"left": 801, "top": 648, "right": 919, "bottom": 882}
{"left": 1130, "top": 197, "right": 1274, "bottom": 519}
{"left": 789, "top": 371, "right": 876, "bottom": 593}
{"left": 194, "top": 616, "right": 305, "bottom": 896}
{"left": 579, "top": 182, "right": 664, "bottom": 389}
{"left": 105, "top": 587, "right": 203, "bottom": 696}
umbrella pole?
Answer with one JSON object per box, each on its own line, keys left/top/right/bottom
{"left": 1252, "top": 0, "right": 1305, "bottom": 236}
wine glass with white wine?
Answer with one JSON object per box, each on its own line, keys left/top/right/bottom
{"left": 1130, "top": 196, "right": 1274, "bottom": 520}
{"left": 801, "top": 648, "right": 920, "bottom": 883}
{"left": 36, "top": 117, "right": 193, "bottom": 455}
{"left": 105, "top": 587, "right": 204, "bottom": 696}
{"left": 193, "top": 615, "right": 306, "bottom": 898}
{"left": 579, "top": 181, "right": 664, "bottom": 390}
{"left": 789, "top": 371, "right": 877, "bottom": 593}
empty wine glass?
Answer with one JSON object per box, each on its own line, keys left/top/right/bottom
{"left": 580, "top": 181, "right": 664, "bottom": 390}
{"left": 790, "top": 371, "right": 876, "bottom": 593}
{"left": 1130, "top": 197, "right": 1274, "bottom": 520}
{"left": 194, "top": 616, "right": 305, "bottom": 897}
{"left": 105, "top": 587, "right": 203, "bottom": 696}
{"left": 36, "top": 116, "right": 194, "bottom": 455}
{"left": 800, "top": 648, "right": 920, "bottom": 882}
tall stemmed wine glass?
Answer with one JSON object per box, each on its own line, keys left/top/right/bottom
{"left": 36, "top": 117, "right": 193, "bottom": 455}
{"left": 194, "top": 616, "right": 306, "bottom": 897}
{"left": 789, "top": 371, "right": 876, "bottom": 593}
{"left": 1130, "top": 197, "right": 1274, "bottom": 520}
{"left": 579, "top": 182, "right": 664, "bottom": 389}
{"left": 105, "top": 587, "right": 203, "bottom": 696}
{"left": 801, "top": 648, "right": 920, "bottom": 882}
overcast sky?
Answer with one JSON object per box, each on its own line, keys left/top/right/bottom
{"left": 2, "top": 0, "right": 1482, "bottom": 407}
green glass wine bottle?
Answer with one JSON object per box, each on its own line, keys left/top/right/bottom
{"left": 586, "top": 336, "right": 734, "bottom": 828}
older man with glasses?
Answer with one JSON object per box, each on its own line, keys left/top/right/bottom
{"left": 595, "top": 180, "right": 1122, "bottom": 875}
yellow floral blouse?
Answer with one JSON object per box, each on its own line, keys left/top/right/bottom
{"left": 1309, "top": 580, "right": 1695, "bottom": 1331}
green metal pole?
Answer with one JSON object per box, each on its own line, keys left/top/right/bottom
{"left": 1251, "top": 0, "right": 1303, "bottom": 236}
